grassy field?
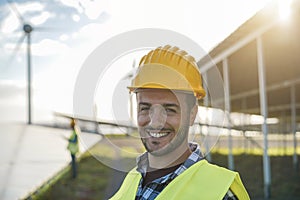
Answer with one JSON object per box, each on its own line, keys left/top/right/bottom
{"left": 211, "top": 153, "right": 300, "bottom": 200}
{"left": 28, "top": 136, "right": 300, "bottom": 200}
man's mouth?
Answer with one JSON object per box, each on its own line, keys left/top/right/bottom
{"left": 147, "top": 130, "right": 171, "bottom": 138}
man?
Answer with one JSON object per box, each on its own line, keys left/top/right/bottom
{"left": 110, "top": 45, "right": 249, "bottom": 199}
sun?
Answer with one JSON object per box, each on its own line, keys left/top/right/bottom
{"left": 278, "top": 0, "right": 293, "bottom": 20}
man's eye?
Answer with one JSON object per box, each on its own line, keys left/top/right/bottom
{"left": 140, "top": 107, "right": 150, "bottom": 111}
{"left": 165, "top": 108, "right": 177, "bottom": 113}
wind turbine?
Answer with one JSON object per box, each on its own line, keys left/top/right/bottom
{"left": 7, "top": 0, "right": 39, "bottom": 124}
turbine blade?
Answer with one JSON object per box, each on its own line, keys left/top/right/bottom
{"left": 11, "top": 34, "right": 26, "bottom": 57}
{"left": 7, "top": 0, "right": 25, "bottom": 23}
{"left": 2, "top": 34, "right": 26, "bottom": 71}
{"left": 34, "top": 26, "right": 63, "bottom": 32}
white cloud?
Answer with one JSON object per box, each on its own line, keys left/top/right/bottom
{"left": 59, "top": 34, "right": 69, "bottom": 41}
{"left": 30, "top": 11, "right": 53, "bottom": 25}
{"left": 31, "top": 39, "right": 71, "bottom": 56}
{"left": 72, "top": 14, "right": 80, "bottom": 22}
{"left": 60, "top": 0, "right": 108, "bottom": 20}
{"left": 75, "top": 22, "right": 112, "bottom": 42}
{"left": 82, "top": 0, "right": 107, "bottom": 20}
{"left": 18, "top": 2, "right": 45, "bottom": 14}
{"left": 59, "top": 0, "right": 84, "bottom": 13}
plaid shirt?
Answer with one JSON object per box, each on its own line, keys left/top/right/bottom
{"left": 135, "top": 143, "right": 238, "bottom": 200}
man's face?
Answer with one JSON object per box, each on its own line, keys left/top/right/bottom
{"left": 136, "top": 89, "right": 197, "bottom": 156}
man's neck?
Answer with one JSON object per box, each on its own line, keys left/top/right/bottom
{"left": 148, "top": 142, "right": 192, "bottom": 169}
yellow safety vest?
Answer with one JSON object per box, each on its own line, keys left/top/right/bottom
{"left": 67, "top": 130, "right": 79, "bottom": 155}
{"left": 110, "top": 160, "right": 249, "bottom": 200}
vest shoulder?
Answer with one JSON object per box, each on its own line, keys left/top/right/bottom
{"left": 194, "top": 160, "right": 250, "bottom": 200}
{"left": 193, "top": 159, "right": 237, "bottom": 176}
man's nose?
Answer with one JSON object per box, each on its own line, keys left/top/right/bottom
{"left": 148, "top": 104, "right": 167, "bottom": 129}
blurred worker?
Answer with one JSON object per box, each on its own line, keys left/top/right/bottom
{"left": 110, "top": 45, "right": 249, "bottom": 199}
{"left": 67, "top": 119, "right": 80, "bottom": 178}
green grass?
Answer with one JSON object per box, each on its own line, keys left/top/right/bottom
{"left": 210, "top": 153, "right": 300, "bottom": 200}
{"left": 28, "top": 137, "right": 300, "bottom": 200}
{"left": 29, "top": 154, "right": 111, "bottom": 200}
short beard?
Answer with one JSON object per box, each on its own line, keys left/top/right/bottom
{"left": 142, "top": 125, "right": 190, "bottom": 157}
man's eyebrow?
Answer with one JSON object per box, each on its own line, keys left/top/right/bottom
{"left": 162, "top": 103, "right": 180, "bottom": 108}
{"left": 138, "top": 102, "right": 151, "bottom": 106}
{"left": 138, "top": 102, "right": 179, "bottom": 108}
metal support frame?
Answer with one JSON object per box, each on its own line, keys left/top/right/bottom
{"left": 223, "top": 58, "right": 234, "bottom": 170}
{"left": 198, "top": 20, "right": 277, "bottom": 73}
{"left": 280, "top": 111, "right": 287, "bottom": 155}
{"left": 257, "top": 36, "right": 271, "bottom": 199}
{"left": 214, "top": 78, "right": 300, "bottom": 105}
{"left": 241, "top": 103, "right": 300, "bottom": 114}
{"left": 241, "top": 98, "right": 249, "bottom": 153}
{"left": 291, "top": 85, "right": 298, "bottom": 169}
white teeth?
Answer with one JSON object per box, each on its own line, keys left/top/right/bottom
{"left": 148, "top": 131, "right": 169, "bottom": 138}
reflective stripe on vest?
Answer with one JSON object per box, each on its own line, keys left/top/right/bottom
{"left": 110, "top": 160, "right": 249, "bottom": 200}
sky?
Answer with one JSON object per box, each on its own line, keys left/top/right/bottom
{"left": 0, "top": 0, "right": 273, "bottom": 124}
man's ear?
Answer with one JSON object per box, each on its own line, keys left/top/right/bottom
{"left": 189, "top": 105, "right": 198, "bottom": 126}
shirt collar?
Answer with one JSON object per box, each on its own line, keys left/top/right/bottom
{"left": 136, "top": 142, "right": 203, "bottom": 175}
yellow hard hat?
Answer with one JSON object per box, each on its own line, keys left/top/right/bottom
{"left": 128, "top": 45, "right": 206, "bottom": 99}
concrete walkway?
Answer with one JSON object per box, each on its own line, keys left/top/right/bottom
{"left": 0, "top": 123, "right": 102, "bottom": 200}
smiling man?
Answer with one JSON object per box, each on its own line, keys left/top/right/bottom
{"left": 110, "top": 45, "right": 249, "bottom": 200}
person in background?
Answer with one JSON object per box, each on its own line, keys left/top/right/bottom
{"left": 110, "top": 45, "right": 250, "bottom": 199}
{"left": 67, "top": 119, "right": 79, "bottom": 179}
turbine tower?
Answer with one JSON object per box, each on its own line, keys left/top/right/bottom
{"left": 24, "top": 23, "right": 33, "bottom": 124}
